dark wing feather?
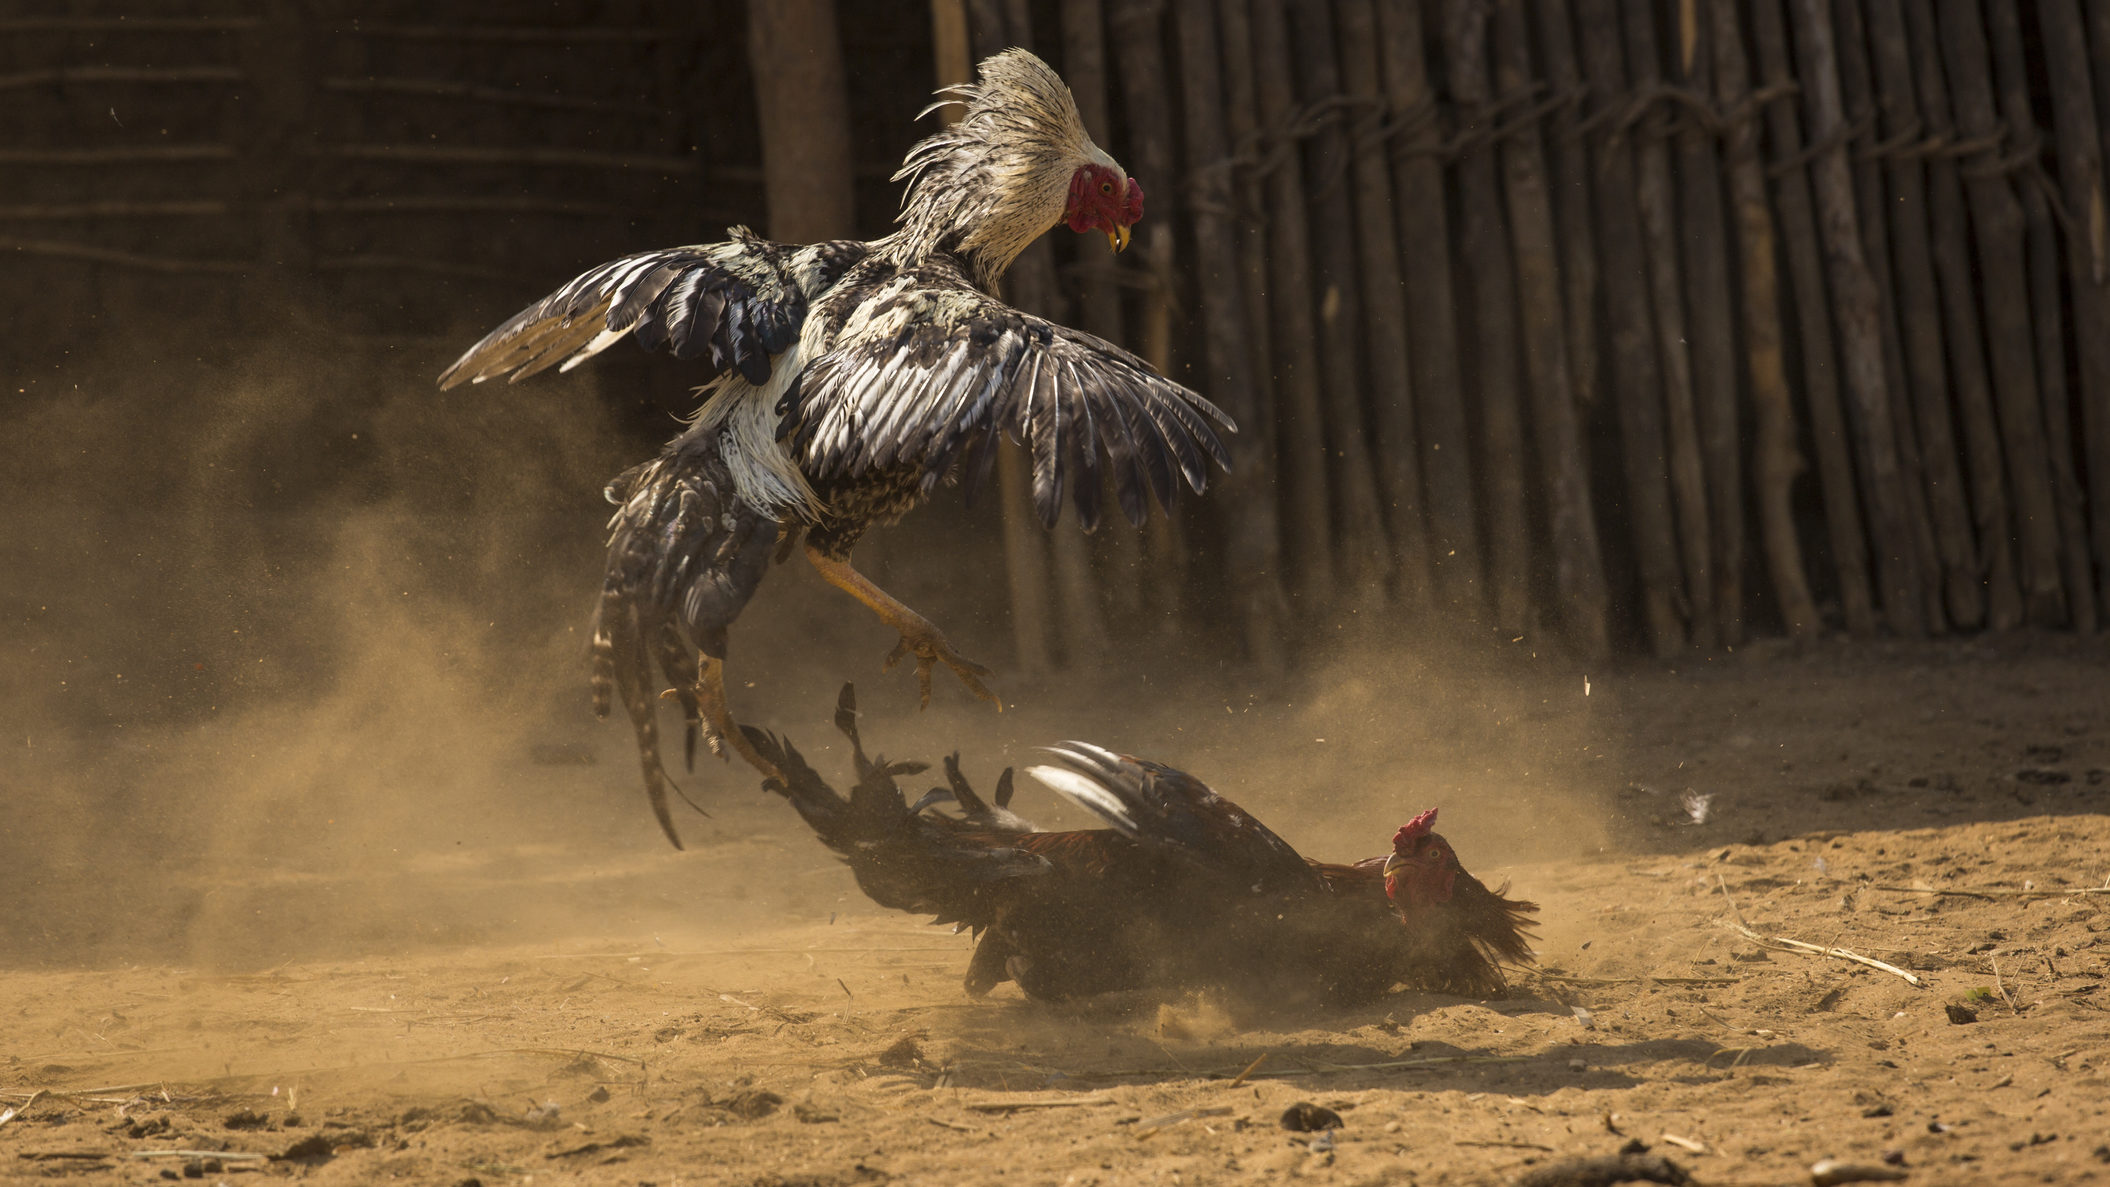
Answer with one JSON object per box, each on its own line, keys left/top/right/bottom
{"left": 781, "top": 261, "right": 1234, "bottom": 528}
{"left": 437, "top": 230, "right": 866, "bottom": 389}
{"left": 1025, "top": 743, "right": 1321, "bottom": 895}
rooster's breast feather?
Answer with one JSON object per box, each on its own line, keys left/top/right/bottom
{"left": 779, "top": 260, "right": 1235, "bottom": 530}
{"left": 437, "top": 231, "right": 867, "bottom": 390}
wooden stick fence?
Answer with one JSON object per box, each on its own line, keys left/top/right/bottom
{"left": 10, "top": 0, "right": 2110, "bottom": 670}
{"left": 947, "top": 0, "right": 2110, "bottom": 665}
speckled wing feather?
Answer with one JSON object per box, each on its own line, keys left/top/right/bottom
{"left": 437, "top": 230, "right": 866, "bottom": 389}
{"left": 779, "top": 259, "right": 1234, "bottom": 529}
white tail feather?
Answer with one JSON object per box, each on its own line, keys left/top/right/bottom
{"left": 1023, "top": 764, "right": 1137, "bottom": 837}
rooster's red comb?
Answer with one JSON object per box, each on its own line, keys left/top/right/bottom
{"left": 1393, "top": 809, "right": 1439, "bottom": 850}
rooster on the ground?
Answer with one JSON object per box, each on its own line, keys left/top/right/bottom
{"left": 747, "top": 687, "right": 1538, "bottom": 1006}
{"left": 438, "top": 51, "right": 1232, "bottom": 848}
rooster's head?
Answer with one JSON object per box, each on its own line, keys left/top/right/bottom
{"left": 1065, "top": 164, "right": 1145, "bottom": 253}
{"left": 893, "top": 49, "right": 1145, "bottom": 284}
{"left": 1382, "top": 809, "right": 1459, "bottom": 910}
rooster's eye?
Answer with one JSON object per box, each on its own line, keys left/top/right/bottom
{"left": 1100, "top": 182, "right": 1113, "bottom": 195}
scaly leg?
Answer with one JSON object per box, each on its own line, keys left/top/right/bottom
{"left": 669, "top": 654, "right": 786, "bottom": 784}
{"left": 806, "top": 543, "right": 1002, "bottom": 710}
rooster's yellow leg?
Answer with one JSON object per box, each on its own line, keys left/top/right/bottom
{"left": 694, "top": 654, "right": 787, "bottom": 782}
{"left": 805, "top": 544, "right": 1002, "bottom": 711}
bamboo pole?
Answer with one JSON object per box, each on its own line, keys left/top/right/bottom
{"left": 1060, "top": 0, "right": 1146, "bottom": 629}
{"left": 1246, "top": 0, "right": 1338, "bottom": 607}
{"left": 1282, "top": 0, "right": 1392, "bottom": 604}
{"left": 1214, "top": 0, "right": 1278, "bottom": 472}
{"left": 959, "top": 0, "right": 1059, "bottom": 672}
{"left": 1491, "top": 0, "right": 1609, "bottom": 658}
{"left": 1902, "top": 0, "right": 2020, "bottom": 629}
{"left": 1789, "top": 0, "right": 1927, "bottom": 636}
{"left": 1625, "top": 3, "right": 1717, "bottom": 648}
{"left": 1374, "top": 0, "right": 1483, "bottom": 613}
{"left": 2037, "top": 0, "right": 2110, "bottom": 625}
{"left": 1173, "top": 0, "right": 1289, "bottom": 668}
{"left": 1668, "top": 0, "right": 1748, "bottom": 644}
{"left": 1832, "top": 0, "right": 1945, "bottom": 634}
{"left": 993, "top": 0, "right": 1111, "bottom": 659}
{"left": 1986, "top": 1, "right": 2096, "bottom": 632}
{"left": 1334, "top": 0, "right": 1431, "bottom": 610}
{"left": 1108, "top": 0, "right": 1194, "bottom": 631}
{"left": 1525, "top": 0, "right": 1599, "bottom": 418}
{"left": 1574, "top": 0, "right": 1685, "bottom": 654}
{"left": 1442, "top": 0, "right": 1533, "bottom": 637}
{"left": 1751, "top": 0, "right": 1877, "bottom": 635}
{"left": 1710, "top": 0, "right": 1818, "bottom": 639}
{"left": 1932, "top": 0, "right": 2067, "bottom": 626}
{"left": 1862, "top": 0, "right": 1982, "bottom": 628}
{"left": 747, "top": 0, "right": 855, "bottom": 243}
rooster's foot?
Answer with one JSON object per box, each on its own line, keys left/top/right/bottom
{"left": 883, "top": 624, "right": 1002, "bottom": 711}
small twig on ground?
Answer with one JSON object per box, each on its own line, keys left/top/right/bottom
{"left": 1455, "top": 1139, "right": 1556, "bottom": 1150}
{"left": 1133, "top": 1104, "right": 1232, "bottom": 1138}
{"left": 1990, "top": 955, "right": 2021, "bottom": 1014}
{"left": 1715, "top": 878, "right": 1924, "bottom": 987}
{"left": 1868, "top": 883, "right": 2110, "bottom": 899}
{"left": 961, "top": 1096, "right": 1114, "bottom": 1113}
{"left": 1226, "top": 1053, "right": 1268, "bottom": 1088}
{"left": 1659, "top": 1132, "right": 1708, "bottom": 1154}
{"left": 1535, "top": 974, "right": 1743, "bottom": 986}
{"left": 128, "top": 1150, "right": 270, "bottom": 1161}
{"left": 927, "top": 1116, "right": 978, "bottom": 1132}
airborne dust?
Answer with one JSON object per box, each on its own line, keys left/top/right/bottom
{"left": 3, "top": 332, "right": 1610, "bottom": 975}
{"left": 9, "top": 340, "right": 2110, "bottom": 1185}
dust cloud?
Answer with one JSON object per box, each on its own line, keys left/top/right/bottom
{"left": 3, "top": 332, "right": 1618, "bottom": 977}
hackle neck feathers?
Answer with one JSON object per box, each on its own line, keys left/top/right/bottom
{"left": 883, "top": 48, "right": 1116, "bottom": 290}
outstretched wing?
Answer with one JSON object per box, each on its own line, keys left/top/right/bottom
{"left": 1025, "top": 743, "right": 1318, "bottom": 894}
{"left": 779, "top": 260, "right": 1235, "bottom": 529}
{"left": 437, "top": 229, "right": 866, "bottom": 389}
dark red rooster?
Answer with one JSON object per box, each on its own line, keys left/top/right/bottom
{"left": 747, "top": 688, "right": 1537, "bottom": 1006}
{"left": 438, "top": 50, "right": 1231, "bottom": 849}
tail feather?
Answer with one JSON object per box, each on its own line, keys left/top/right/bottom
{"left": 591, "top": 434, "right": 778, "bottom": 846}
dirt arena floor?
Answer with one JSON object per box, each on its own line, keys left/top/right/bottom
{"left": 4, "top": 631, "right": 2108, "bottom": 1186}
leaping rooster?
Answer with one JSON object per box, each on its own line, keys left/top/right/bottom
{"left": 439, "top": 51, "right": 1233, "bottom": 847}
{"left": 746, "top": 688, "right": 1539, "bottom": 1007}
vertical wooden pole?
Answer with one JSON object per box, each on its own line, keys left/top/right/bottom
{"left": 1626, "top": 2, "right": 1718, "bottom": 648}
{"left": 957, "top": 0, "right": 1058, "bottom": 672}
{"left": 1790, "top": 0, "right": 1927, "bottom": 636}
{"left": 1931, "top": 0, "right": 2066, "bottom": 625}
{"left": 1526, "top": 0, "right": 1600, "bottom": 420}
{"left": 1751, "top": 0, "right": 1877, "bottom": 635}
{"left": 1863, "top": 0, "right": 1983, "bottom": 628}
{"left": 1282, "top": 0, "right": 1392, "bottom": 604}
{"left": 1442, "top": 0, "right": 1533, "bottom": 637}
{"left": 1491, "top": 0, "right": 1609, "bottom": 657}
{"left": 747, "top": 0, "right": 857, "bottom": 242}
{"left": 1831, "top": 0, "right": 1945, "bottom": 634}
{"left": 1575, "top": 0, "right": 1685, "bottom": 654}
{"left": 1060, "top": 0, "right": 1147, "bottom": 630}
{"left": 1375, "top": 0, "right": 1484, "bottom": 613}
{"left": 1710, "top": 0, "right": 1819, "bottom": 639}
{"left": 1174, "top": 0, "right": 1290, "bottom": 668}
{"left": 1986, "top": 1, "right": 2096, "bottom": 632}
{"left": 2038, "top": 0, "right": 2110, "bottom": 624}
{"left": 1667, "top": 0, "right": 1749, "bottom": 644}
{"left": 1247, "top": 0, "right": 1339, "bottom": 607}
{"left": 1335, "top": 0, "right": 1431, "bottom": 610}
{"left": 1903, "top": 0, "right": 2020, "bottom": 629}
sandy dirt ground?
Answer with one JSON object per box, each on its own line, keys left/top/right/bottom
{"left": 5, "top": 633, "right": 2109, "bottom": 1186}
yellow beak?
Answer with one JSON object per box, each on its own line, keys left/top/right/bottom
{"left": 1382, "top": 853, "right": 1406, "bottom": 877}
{"left": 1105, "top": 224, "right": 1131, "bottom": 253}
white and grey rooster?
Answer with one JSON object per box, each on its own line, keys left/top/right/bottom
{"left": 439, "top": 50, "right": 1233, "bottom": 848}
